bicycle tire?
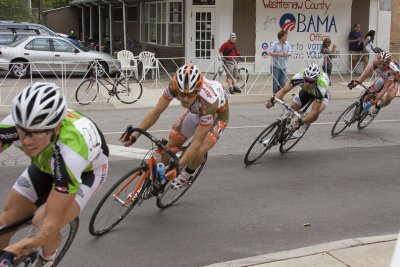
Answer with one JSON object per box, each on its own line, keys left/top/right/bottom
{"left": 331, "top": 102, "right": 358, "bottom": 137}
{"left": 75, "top": 79, "right": 99, "bottom": 105}
{"left": 237, "top": 67, "right": 249, "bottom": 89}
{"left": 279, "top": 122, "right": 309, "bottom": 154}
{"left": 156, "top": 152, "right": 208, "bottom": 209}
{"left": 89, "top": 166, "right": 148, "bottom": 236}
{"left": 357, "top": 109, "right": 378, "bottom": 130}
{"left": 244, "top": 121, "right": 280, "bottom": 165}
{"left": 115, "top": 77, "right": 143, "bottom": 104}
{"left": 12, "top": 217, "right": 79, "bottom": 267}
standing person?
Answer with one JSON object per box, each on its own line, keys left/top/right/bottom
{"left": 321, "top": 37, "right": 337, "bottom": 77}
{"left": 0, "top": 83, "right": 109, "bottom": 266}
{"left": 218, "top": 32, "right": 242, "bottom": 94}
{"left": 363, "top": 30, "right": 376, "bottom": 66}
{"left": 268, "top": 30, "right": 293, "bottom": 94}
{"left": 348, "top": 23, "right": 368, "bottom": 74}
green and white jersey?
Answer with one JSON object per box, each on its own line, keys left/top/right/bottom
{"left": 0, "top": 109, "right": 109, "bottom": 194}
{"left": 289, "top": 71, "right": 330, "bottom": 101}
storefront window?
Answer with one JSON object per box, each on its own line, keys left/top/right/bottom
{"left": 193, "top": 0, "right": 215, "bottom": 5}
{"left": 144, "top": 0, "right": 182, "bottom": 46}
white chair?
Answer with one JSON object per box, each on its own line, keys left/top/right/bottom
{"left": 117, "top": 50, "right": 138, "bottom": 79}
{"left": 138, "top": 51, "right": 159, "bottom": 81}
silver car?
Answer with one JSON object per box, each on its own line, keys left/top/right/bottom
{"left": 0, "top": 35, "right": 119, "bottom": 78}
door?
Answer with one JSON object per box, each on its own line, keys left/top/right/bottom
{"left": 23, "top": 38, "right": 55, "bottom": 71}
{"left": 191, "top": 8, "right": 215, "bottom": 72}
{"left": 52, "top": 39, "right": 85, "bottom": 73}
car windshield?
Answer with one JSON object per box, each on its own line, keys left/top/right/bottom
{"left": 74, "top": 43, "right": 90, "bottom": 52}
{"left": 8, "top": 37, "right": 28, "bottom": 47}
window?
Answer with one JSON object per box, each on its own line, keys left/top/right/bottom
{"left": 127, "top": 6, "right": 138, "bottom": 22}
{"left": 114, "top": 7, "right": 123, "bottom": 22}
{"left": 25, "top": 38, "right": 51, "bottom": 51}
{"left": 193, "top": 0, "right": 215, "bottom": 5}
{"left": 144, "top": 1, "right": 182, "bottom": 46}
{"left": 53, "top": 39, "right": 76, "bottom": 53}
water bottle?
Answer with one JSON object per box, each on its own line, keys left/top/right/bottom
{"left": 363, "top": 101, "right": 372, "bottom": 111}
{"left": 156, "top": 163, "right": 167, "bottom": 184}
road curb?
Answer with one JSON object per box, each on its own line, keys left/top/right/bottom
{"left": 204, "top": 234, "right": 397, "bottom": 267}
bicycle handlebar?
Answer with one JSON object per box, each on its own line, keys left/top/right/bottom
{"left": 124, "top": 125, "right": 180, "bottom": 166}
{"left": 273, "top": 98, "right": 303, "bottom": 119}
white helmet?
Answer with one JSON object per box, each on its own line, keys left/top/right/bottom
{"left": 389, "top": 62, "right": 400, "bottom": 73}
{"left": 12, "top": 82, "right": 67, "bottom": 130}
{"left": 303, "top": 64, "right": 320, "bottom": 80}
{"left": 174, "top": 64, "right": 203, "bottom": 94}
{"left": 379, "top": 51, "right": 391, "bottom": 62}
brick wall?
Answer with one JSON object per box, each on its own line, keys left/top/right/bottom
{"left": 390, "top": 0, "right": 400, "bottom": 53}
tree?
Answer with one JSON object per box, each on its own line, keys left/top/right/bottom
{"left": 0, "top": 0, "right": 32, "bottom": 21}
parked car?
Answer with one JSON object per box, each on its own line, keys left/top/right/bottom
{"left": 0, "top": 21, "right": 59, "bottom": 36}
{"left": 0, "top": 35, "right": 119, "bottom": 78}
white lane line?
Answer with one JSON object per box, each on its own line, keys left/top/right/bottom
{"left": 103, "top": 119, "right": 400, "bottom": 135}
{"left": 108, "top": 144, "right": 150, "bottom": 159}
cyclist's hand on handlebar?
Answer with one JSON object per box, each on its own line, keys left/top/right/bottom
{"left": 0, "top": 250, "right": 17, "bottom": 267}
{"left": 347, "top": 80, "right": 358, "bottom": 89}
{"left": 119, "top": 127, "right": 137, "bottom": 147}
{"left": 265, "top": 96, "right": 275, "bottom": 109}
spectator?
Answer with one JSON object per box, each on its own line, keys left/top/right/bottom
{"left": 363, "top": 30, "right": 376, "bottom": 66}
{"left": 268, "top": 30, "right": 293, "bottom": 94}
{"left": 219, "top": 32, "right": 242, "bottom": 94}
{"left": 348, "top": 23, "right": 368, "bottom": 74}
{"left": 321, "top": 37, "right": 337, "bottom": 77}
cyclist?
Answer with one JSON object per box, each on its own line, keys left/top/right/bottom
{"left": 347, "top": 51, "right": 394, "bottom": 115}
{"left": 266, "top": 64, "right": 331, "bottom": 138}
{"left": 218, "top": 32, "right": 242, "bottom": 94}
{"left": 121, "top": 64, "right": 229, "bottom": 189}
{"left": 0, "top": 83, "right": 109, "bottom": 267}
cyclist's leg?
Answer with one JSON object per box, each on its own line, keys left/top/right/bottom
{"left": 167, "top": 109, "right": 197, "bottom": 154}
{"left": 364, "top": 77, "right": 385, "bottom": 102}
{"left": 379, "top": 82, "right": 399, "bottom": 108}
{"left": 291, "top": 89, "right": 311, "bottom": 112}
{"left": 232, "top": 64, "right": 239, "bottom": 87}
{"left": 224, "top": 63, "right": 234, "bottom": 89}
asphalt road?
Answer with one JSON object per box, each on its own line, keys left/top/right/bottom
{"left": 1, "top": 99, "right": 400, "bottom": 266}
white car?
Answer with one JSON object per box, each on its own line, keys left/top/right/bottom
{"left": 0, "top": 35, "right": 119, "bottom": 78}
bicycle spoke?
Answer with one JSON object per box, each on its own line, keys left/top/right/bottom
{"left": 115, "top": 77, "right": 143, "bottom": 104}
{"left": 75, "top": 79, "right": 99, "bottom": 105}
{"left": 331, "top": 102, "right": 358, "bottom": 137}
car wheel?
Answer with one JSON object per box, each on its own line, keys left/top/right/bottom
{"left": 10, "top": 61, "right": 30, "bottom": 79}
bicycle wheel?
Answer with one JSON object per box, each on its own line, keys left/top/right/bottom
{"left": 14, "top": 217, "right": 79, "bottom": 267}
{"left": 357, "top": 109, "right": 378, "bottom": 130}
{"left": 331, "top": 102, "right": 358, "bottom": 137}
{"left": 89, "top": 166, "right": 148, "bottom": 236}
{"left": 115, "top": 77, "right": 143, "bottom": 104}
{"left": 244, "top": 121, "right": 280, "bottom": 165}
{"left": 236, "top": 67, "right": 249, "bottom": 89}
{"left": 75, "top": 79, "right": 99, "bottom": 105}
{"left": 279, "top": 122, "right": 309, "bottom": 154}
{"left": 156, "top": 152, "right": 208, "bottom": 209}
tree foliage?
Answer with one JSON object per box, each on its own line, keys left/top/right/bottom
{"left": 0, "top": 0, "right": 32, "bottom": 21}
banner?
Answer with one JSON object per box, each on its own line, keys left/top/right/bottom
{"left": 256, "top": 0, "right": 352, "bottom": 73}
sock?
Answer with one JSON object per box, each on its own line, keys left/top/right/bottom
{"left": 39, "top": 250, "right": 56, "bottom": 261}
{"left": 185, "top": 167, "right": 195, "bottom": 174}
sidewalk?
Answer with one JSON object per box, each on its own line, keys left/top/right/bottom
{"left": 205, "top": 235, "right": 397, "bottom": 267}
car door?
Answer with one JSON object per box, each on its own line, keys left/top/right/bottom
{"left": 52, "top": 38, "right": 85, "bottom": 73}
{"left": 24, "top": 38, "right": 54, "bottom": 72}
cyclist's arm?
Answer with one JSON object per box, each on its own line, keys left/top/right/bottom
{"left": 275, "top": 82, "right": 294, "bottom": 99}
{"left": 5, "top": 191, "right": 76, "bottom": 256}
{"left": 355, "top": 65, "right": 374, "bottom": 83}
{"left": 132, "top": 95, "right": 171, "bottom": 140}
{"left": 0, "top": 115, "right": 19, "bottom": 152}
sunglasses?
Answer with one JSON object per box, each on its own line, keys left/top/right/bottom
{"left": 16, "top": 126, "right": 52, "bottom": 141}
{"left": 304, "top": 78, "right": 316, "bottom": 84}
{"left": 178, "top": 92, "right": 198, "bottom": 98}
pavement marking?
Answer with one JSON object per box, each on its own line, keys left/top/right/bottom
{"left": 108, "top": 144, "right": 150, "bottom": 159}
{"left": 103, "top": 119, "right": 400, "bottom": 135}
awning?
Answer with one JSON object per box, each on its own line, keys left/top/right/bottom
{"left": 70, "top": 0, "right": 140, "bottom": 6}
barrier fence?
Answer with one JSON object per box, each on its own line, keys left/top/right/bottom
{"left": 0, "top": 52, "right": 398, "bottom": 107}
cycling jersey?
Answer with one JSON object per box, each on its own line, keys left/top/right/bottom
{"left": 289, "top": 71, "right": 330, "bottom": 102}
{"left": 0, "top": 109, "right": 109, "bottom": 196}
{"left": 163, "top": 78, "right": 229, "bottom": 125}
{"left": 368, "top": 60, "right": 393, "bottom": 81}
{"left": 163, "top": 78, "right": 229, "bottom": 144}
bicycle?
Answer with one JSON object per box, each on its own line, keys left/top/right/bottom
{"left": 0, "top": 216, "right": 79, "bottom": 266}
{"left": 244, "top": 98, "right": 312, "bottom": 165}
{"left": 331, "top": 81, "right": 379, "bottom": 137}
{"left": 75, "top": 62, "right": 143, "bottom": 105}
{"left": 88, "top": 126, "right": 207, "bottom": 236}
{"left": 213, "top": 58, "right": 249, "bottom": 90}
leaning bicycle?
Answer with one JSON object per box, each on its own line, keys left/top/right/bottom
{"left": 75, "top": 63, "right": 143, "bottom": 105}
{"left": 213, "top": 58, "right": 249, "bottom": 89}
{"left": 331, "top": 81, "right": 379, "bottom": 137}
{"left": 244, "top": 98, "right": 311, "bottom": 165}
{"left": 88, "top": 126, "right": 207, "bottom": 236}
{"left": 0, "top": 216, "right": 79, "bottom": 266}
